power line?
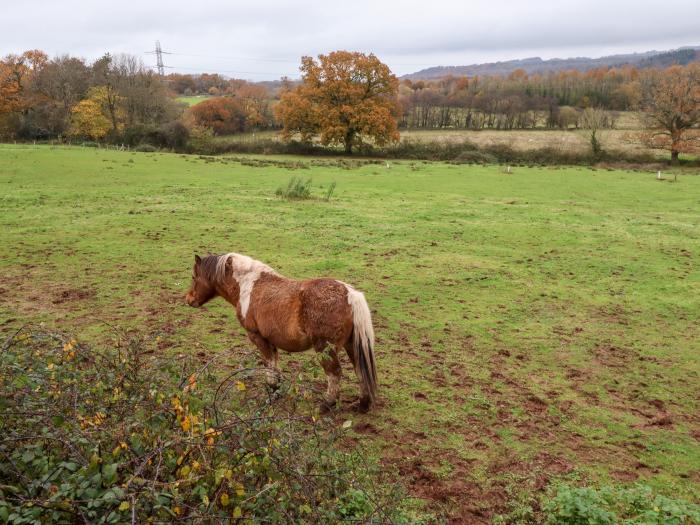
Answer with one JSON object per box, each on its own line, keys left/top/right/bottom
{"left": 166, "top": 65, "right": 298, "bottom": 77}
{"left": 166, "top": 50, "right": 445, "bottom": 68}
{"left": 145, "top": 41, "right": 174, "bottom": 76}
{"left": 155, "top": 41, "right": 165, "bottom": 76}
{"left": 143, "top": 43, "right": 440, "bottom": 79}
{"left": 168, "top": 52, "right": 299, "bottom": 64}
{"left": 144, "top": 43, "right": 298, "bottom": 78}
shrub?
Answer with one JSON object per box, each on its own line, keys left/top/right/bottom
{"left": 0, "top": 328, "right": 408, "bottom": 524}
{"left": 158, "top": 121, "right": 190, "bottom": 150}
{"left": 452, "top": 149, "right": 498, "bottom": 164}
{"left": 189, "top": 97, "right": 247, "bottom": 136}
{"left": 324, "top": 181, "right": 337, "bottom": 201}
{"left": 133, "top": 143, "right": 158, "bottom": 153}
{"left": 384, "top": 139, "right": 481, "bottom": 161}
{"left": 542, "top": 484, "right": 700, "bottom": 525}
{"left": 276, "top": 177, "right": 313, "bottom": 199}
{"left": 185, "top": 125, "right": 216, "bottom": 155}
{"left": 120, "top": 122, "right": 190, "bottom": 151}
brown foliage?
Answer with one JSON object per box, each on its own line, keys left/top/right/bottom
{"left": 189, "top": 97, "right": 247, "bottom": 135}
{"left": 0, "top": 50, "right": 48, "bottom": 136}
{"left": 1, "top": 50, "right": 181, "bottom": 141}
{"left": 641, "top": 64, "right": 700, "bottom": 163}
{"left": 276, "top": 51, "right": 400, "bottom": 153}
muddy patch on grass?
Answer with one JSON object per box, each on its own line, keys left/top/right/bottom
{"left": 611, "top": 469, "right": 639, "bottom": 481}
{"left": 52, "top": 287, "right": 96, "bottom": 304}
{"left": 353, "top": 422, "right": 380, "bottom": 435}
{"left": 385, "top": 453, "right": 502, "bottom": 524}
{"left": 593, "top": 344, "right": 637, "bottom": 368}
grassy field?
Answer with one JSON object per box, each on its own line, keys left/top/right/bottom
{"left": 399, "top": 128, "right": 656, "bottom": 157}
{"left": 1, "top": 145, "right": 699, "bottom": 522}
{"left": 176, "top": 94, "right": 212, "bottom": 106}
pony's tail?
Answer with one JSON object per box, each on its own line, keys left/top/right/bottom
{"left": 345, "top": 285, "right": 377, "bottom": 405}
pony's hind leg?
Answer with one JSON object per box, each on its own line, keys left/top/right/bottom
{"left": 247, "top": 331, "right": 280, "bottom": 388}
{"left": 314, "top": 340, "right": 342, "bottom": 409}
{"left": 344, "top": 341, "right": 371, "bottom": 412}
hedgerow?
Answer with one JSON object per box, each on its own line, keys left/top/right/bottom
{"left": 0, "top": 328, "right": 409, "bottom": 524}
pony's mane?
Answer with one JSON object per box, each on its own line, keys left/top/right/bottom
{"left": 200, "top": 253, "right": 278, "bottom": 285}
{"left": 198, "top": 254, "right": 223, "bottom": 282}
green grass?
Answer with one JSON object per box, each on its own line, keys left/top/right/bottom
{"left": 176, "top": 94, "right": 212, "bottom": 106}
{"left": 1, "top": 144, "right": 699, "bottom": 521}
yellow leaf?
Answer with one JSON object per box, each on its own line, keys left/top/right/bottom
{"left": 342, "top": 420, "right": 352, "bottom": 429}
{"left": 118, "top": 501, "right": 130, "bottom": 511}
{"left": 233, "top": 506, "right": 242, "bottom": 518}
{"left": 179, "top": 465, "right": 190, "bottom": 477}
{"left": 235, "top": 380, "right": 246, "bottom": 392}
{"left": 220, "top": 493, "right": 230, "bottom": 507}
{"left": 234, "top": 482, "right": 245, "bottom": 497}
{"left": 202, "top": 494, "right": 209, "bottom": 506}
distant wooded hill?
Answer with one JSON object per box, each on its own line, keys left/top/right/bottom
{"left": 403, "top": 46, "right": 700, "bottom": 79}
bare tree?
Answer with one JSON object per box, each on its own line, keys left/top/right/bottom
{"left": 579, "top": 107, "right": 609, "bottom": 157}
{"left": 640, "top": 64, "right": 700, "bottom": 164}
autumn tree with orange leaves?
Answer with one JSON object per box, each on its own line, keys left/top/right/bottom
{"left": 276, "top": 51, "right": 400, "bottom": 154}
{"left": 189, "top": 97, "right": 247, "bottom": 135}
{"left": 640, "top": 64, "right": 700, "bottom": 163}
{"left": 0, "top": 50, "right": 47, "bottom": 136}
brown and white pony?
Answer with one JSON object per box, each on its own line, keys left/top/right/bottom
{"left": 185, "top": 253, "right": 377, "bottom": 411}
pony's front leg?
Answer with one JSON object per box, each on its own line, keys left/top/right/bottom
{"left": 315, "top": 342, "right": 342, "bottom": 410}
{"left": 247, "top": 332, "right": 280, "bottom": 388}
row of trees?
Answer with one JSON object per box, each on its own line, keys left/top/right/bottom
{"left": 1, "top": 49, "right": 698, "bottom": 161}
{"left": 0, "top": 51, "right": 183, "bottom": 143}
{"left": 277, "top": 56, "right": 699, "bottom": 161}
{"left": 397, "top": 66, "right": 686, "bottom": 130}
{"left": 0, "top": 51, "right": 279, "bottom": 142}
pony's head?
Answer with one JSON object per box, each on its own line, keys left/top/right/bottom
{"left": 185, "top": 254, "right": 218, "bottom": 307}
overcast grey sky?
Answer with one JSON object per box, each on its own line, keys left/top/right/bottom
{"left": 3, "top": 0, "right": 699, "bottom": 79}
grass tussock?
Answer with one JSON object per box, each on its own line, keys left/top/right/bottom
{"left": 276, "top": 176, "right": 313, "bottom": 200}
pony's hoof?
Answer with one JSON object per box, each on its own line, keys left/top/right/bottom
{"left": 357, "top": 398, "right": 372, "bottom": 413}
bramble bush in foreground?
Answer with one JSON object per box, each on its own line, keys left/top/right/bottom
{"left": 496, "top": 483, "right": 700, "bottom": 525}
{"left": 542, "top": 484, "right": 700, "bottom": 525}
{"left": 0, "top": 328, "right": 409, "bottom": 524}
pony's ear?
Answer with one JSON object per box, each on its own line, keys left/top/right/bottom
{"left": 194, "top": 254, "right": 202, "bottom": 265}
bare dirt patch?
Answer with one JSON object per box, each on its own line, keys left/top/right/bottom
{"left": 52, "top": 288, "right": 96, "bottom": 304}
